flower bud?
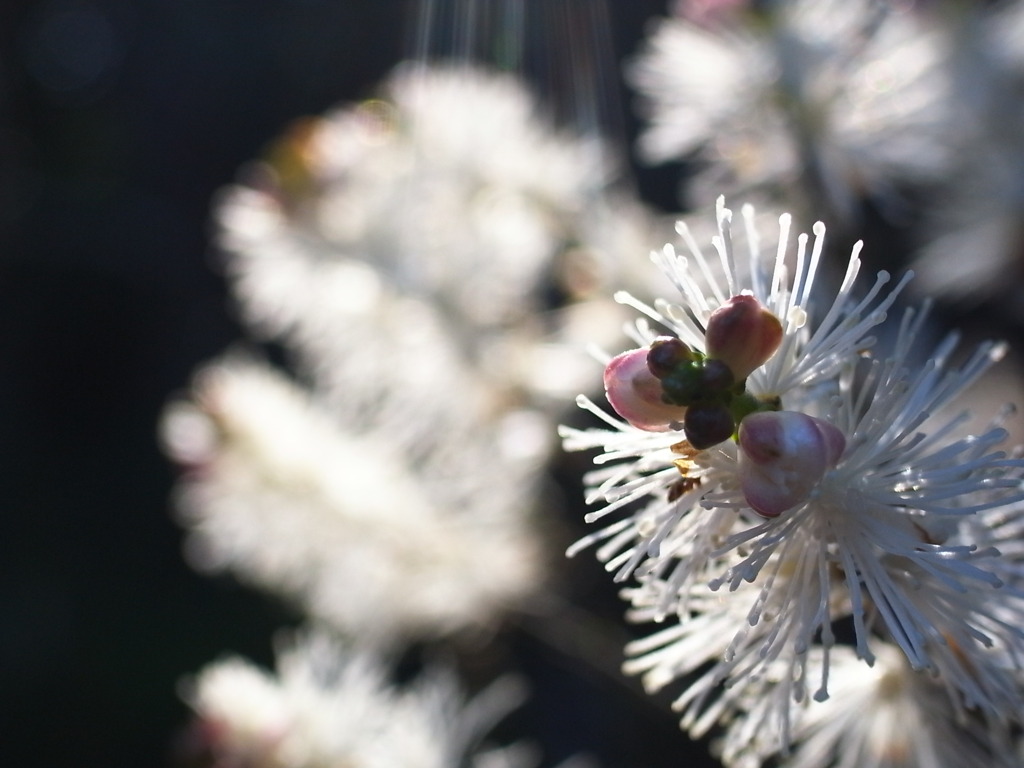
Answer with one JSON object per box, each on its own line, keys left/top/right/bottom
{"left": 658, "top": 358, "right": 736, "bottom": 406}
{"left": 604, "top": 348, "right": 688, "bottom": 431}
{"left": 704, "top": 294, "right": 783, "bottom": 380}
{"left": 697, "top": 358, "right": 735, "bottom": 395}
{"left": 683, "top": 402, "right": 735, "bottom": 449}
{"left": 646, "top": 336, "right": 695, "bottom": 379}
{"left": 659, "top": 363, "right": 704, "bottom": 406}
{"left": 738, "top": 411, "right": 845, "bottom": 517}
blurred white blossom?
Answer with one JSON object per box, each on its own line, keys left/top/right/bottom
{"left": 628, "top": 0, "right": 955, "bottom": 218}
{"left": 184, "top": 631, "right": 531, "bottom": 768}
{"left": 161, "top": 62, "right": 669, "bottom": 645}
{"left": 156, "top": 5, "right": 1024, "bottom": 767}
{"left": 216, "top": 63, "right": 665, "bottom": 407}
{"left": 161, "top": 357, "right": 543, "bottom": 644}
{"left": 781, "top": 643, "right": 1019, "bottom": 768}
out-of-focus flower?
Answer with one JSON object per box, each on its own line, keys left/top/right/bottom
{"left": 161, "top": 358, "right": 543, "bottom": 645}
{"left": 161, "top": 62, "right": 671, "bottom": 646}
{"left": 628, "top": 0, "right": 955, "bottom": 218}
{"left": 216, "top": 62, "right": 665, "bottom": 408}
{"left": 909, "top": 1, "right": 1024, "bottom": 316}
{"left": 183, "top": 631, "right": 530, "bottom": 768}
{"left": 562, "top": 199, "right": 1024, "bottom": 765}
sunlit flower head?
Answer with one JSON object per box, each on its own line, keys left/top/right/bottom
{"left": 621, "top": 572, "right": 837, "bottom": 762}
{"left": 561, "top": 198, "right": 1024, "bottom": 762}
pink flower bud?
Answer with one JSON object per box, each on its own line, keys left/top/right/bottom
{"left": 737, "top": 411, "right": 845, "bottom": 517}
{"left": 604, "top": 348, "right": 688, "bottom": 431}
{"left": 704, "top": 294, "right": 783, "bottom": 380}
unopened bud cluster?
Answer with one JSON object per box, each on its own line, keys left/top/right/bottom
{"left": 603, "top": 293, "right": 847, "bottom": 516}
{"left": 605, "top": 293, "right": 783, "bottom": 448}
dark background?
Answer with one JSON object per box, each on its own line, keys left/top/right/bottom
{"left": 0, "top": 1, "right": 724, "bottom": 767}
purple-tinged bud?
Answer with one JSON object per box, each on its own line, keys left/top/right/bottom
{"left": 737, "top": 411, "right": 845, "bottom": 517}
{"left": 704, "top": 294, "right": 783, "bottom": 380}
{"left": 697, "top": 358, "right": 735, "bottom": 395}
{"left": 647, "top": 336, "right": 694, "bottom": 379}
{"left": 683, "top": 403, "right": 735, "bottom": 450}
{"left": 604, "top": 348, "right": 688, "bottom": 431}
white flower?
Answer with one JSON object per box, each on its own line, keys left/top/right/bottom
{"left": 161, "top": 61, "right": 668, "bottom": 651}
{"left": 627, "top": 0, "right": 954, "bottom": 217}
{"left": 622, "top": 571, "right": 835, "bottom": 761}
{"left": 561, "top": 199, "right": 1024, "bottom": 761}
{"left": 215, "top": 62, "right": 664, "bottom": 406}
{"left": 184, "top": 631, "right": 529, "bottom": 768}
{"left": 625, "top": 587, "right": 1023, "bottom": 768}
{"left": 160, "top": 358, "right": 543, "bottom": 645}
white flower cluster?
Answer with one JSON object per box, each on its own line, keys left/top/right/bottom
{"left": 185, "top": 632, "right": 532, "bottom": 768}
{"left": 561, "top": 198, "right": 1024, "bottom": 766}
{"left": 162, "top": 62, "right": 662, "bottom": 768}
{"left": 217, "top": 63, "right": 661, "bottom": 405}
{"left": 161, "top": 358, "right": 542, "bottom": 644}
{"left": 628, "top": 0, "right": 955, "bottom": 218}
{"left": 158, "top": 3, "right": 1024, "bottom": 766}
{"left": 162, "top": 63, "right": 661, "bottom": 646}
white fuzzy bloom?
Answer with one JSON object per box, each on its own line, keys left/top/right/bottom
{"left": 628, "top": 0, "right": 955, "bottom": 216}
{"left": 185, "top": 631, "right": 529, "bottom": 768}
{"left": 622, "top": 571, "right": 835, "bottom": 760}
{"left": 215, "top": 63, "right": 664, "bottom": 406}
{"left": 161, "top": 358, "right": 542, "bottom": 644}
{"left": 160, "top": 63, "right": 671, "bottom": 646}
{"left": 626, "top": 582, "right": 1024, "bottom": 768}
{"left": 561, "top": 199, "right": 1024, "bottom": 764}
